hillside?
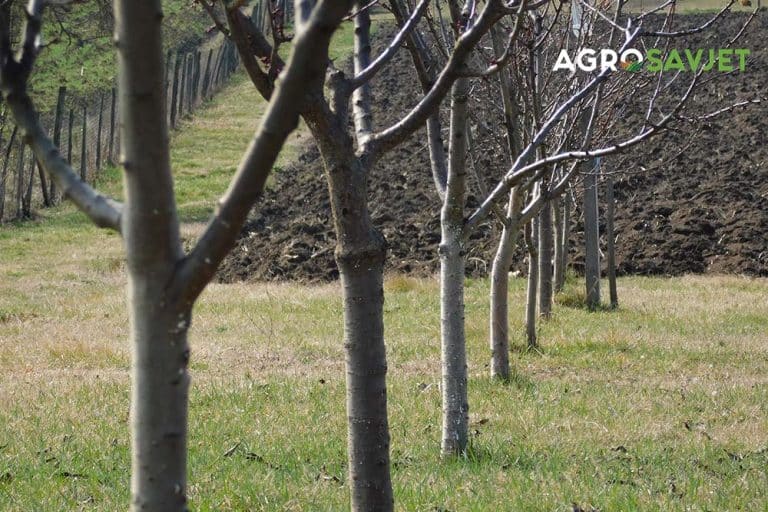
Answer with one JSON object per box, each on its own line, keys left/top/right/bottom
{"left": 218, "top": 11, "right": 768, "bottom": 284}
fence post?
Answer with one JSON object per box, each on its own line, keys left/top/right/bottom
{"left": 50, "top": 86, "right": 66, "bottom": 203}
{"left": 185, "top": 53, "right": 194, "bottom": 113}
{"left": 23, "top": 154, "right": 35, "bottom": 216}
{"left": 67, "top": 108, "right": 74, "bottom": 166}
{"left": 164, "top": 49, "right": 173, "bottom": 125}
{"left": 80, "top": 104, "right": 87, "bottom": 182}
{"left": 0, "top": 125, "right": 18, "bottom": 221}
{"left": 179, "top": 52, "right": 188, "bottom": 119}
{"left": 108, "top": 87, "right": 117, "bottom": 164}
{"left": 193, "top": 50, "right": 202, "bottom": 108}
{"left": 15, "top": 142, "right": 24, "bottom": 219}
{"left": 202, "top": 48, "right": 213, "bottom": 100}
{"left": 170, "top": 52, "right": 182, "bottom": 129}
{"left": 96, "top": 92, "right": 104, "bottom": 174}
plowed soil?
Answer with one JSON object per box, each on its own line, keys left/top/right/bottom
{"left": 217, "top": 11, "right": 768, "bottom": 284}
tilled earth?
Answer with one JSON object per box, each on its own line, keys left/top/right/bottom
{"left": 217, "top": 11, "right": 768, "bottom": 284}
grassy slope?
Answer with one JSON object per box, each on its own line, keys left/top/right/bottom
{"left": 2, "top": 16, "right": 768, "bottom": 512}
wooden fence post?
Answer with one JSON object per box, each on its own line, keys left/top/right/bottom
{"left": 67, "top": 108, "right": 74, "bottom": 166}
{"left": 108, "top": 87, "right": 117, "bottom": 164}
{"left": 0, "top": 125, "right": 18, "bottom": 221}
{"left": 171, "top": 51, "right": 182, "bottom": 128}
{"left": 15, "top": 142, "right": 24, "bottom": 219}
{"left": 80, "top": 104, "right": 87, "bottom": 182}
{"left": 96, "top": 92, "right": 104, "bottom": 174}
{"left": 50, "top": 86, "right": 66, "bottom": 202}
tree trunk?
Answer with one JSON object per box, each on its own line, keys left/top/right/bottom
{"left": 559, "top": 193, "right": 571, "bottom": 290}
{"left": 538, "top": 198, "right": 553, "bottom": 318}
{"left": 606, "top": 173, "right": 618, "bottom": 308}
{"left": 440, "top": 76, "right": 470, "bottom": 457}
{"left": 583, "top": 161, "right": 601, "bottom": 309}
{"left": 525, "top": 216, "right": 539, "bottom": 349}
{"left": 316, "top": 138, "right": 393, "bottom": 511}
{"left": 115, "top": 2, "right": 188, "bottom": 510}
{"left": 489, "top": 188, "right": 520, "bottom": 380}
{"left": 553, "top": 196, "right": 564, "bottom": 293}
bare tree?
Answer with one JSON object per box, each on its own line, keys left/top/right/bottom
{"left": 206, "top": 0, "right": 524, "bottom": 500}
{"left": 0, "top": 0, "right": 356, "bottom": 510}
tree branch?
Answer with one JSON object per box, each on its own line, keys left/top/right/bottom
{"left": 172, "top": 0, "right": 356, "bottom": 305}
{"left": 0, "top": 0, "right": 122, "bottom": 233}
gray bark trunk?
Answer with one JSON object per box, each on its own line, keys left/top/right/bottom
{"left": 324, "top": 150, "right": 393, "bottom": 511}
{"left": 440, "top": 76, "right": 470, "bottom": 456}
{"left": 537, "top": 198, "right": 553, "bottom": 318}
{"left": 583, "top": 161, "right": 601, "bottom": 309}
{"left": 606, "top": 173, "right": 618, "bottom": 308}
{"left": 488, "top": 23, "right": 522, "bottom": 380}
{"left": 525, "top": 215, "right": 539, "bottom": 349}
{"left": 553, "top": 196, "right": 564, "bottom": 293}
{"left": 560, "top": 194, "right": 571, "bottom": 289}
{"left": 488, "top": 188, "right": 520, "bottom": 380}
{"left": 116, "top": 2, "right": 188, "bottom": 510}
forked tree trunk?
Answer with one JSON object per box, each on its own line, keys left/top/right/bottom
{"left": 440, "top": 76, "right": 470, "bottom": 457}
{"left": 538, "top": 198, "right": 553, "bottom": 318}
{"left": 525, "top": 215, "right": 539, "bottom": 349}
{"left": 583, "top": 160, "right": 601, "bottom": 309}
{"left": 606, "top": 173, "right": 618, "bottom": 308}
{"left": 116, "top": 3, "right": 189, "bottom": 510}
{"left": 553, "top": 196, "right": 564, "bottom": 293}
{"left": 488, "top": 24, "right": 522, "bottom": 380}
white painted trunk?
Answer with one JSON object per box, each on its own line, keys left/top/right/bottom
{"left": 525, "top": 217, "right": 539, "bottom": 348}
{"left": 440, "top": 76, "right": 470, "bottom": 456}
{"left": 606, "top": 173, "right": 618, "bottom": 308}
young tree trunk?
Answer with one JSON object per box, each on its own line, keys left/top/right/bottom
{"left": 525, "top": 215, "right": 539, "bottom": 349}
{"left": 537, "top": 198, "right": 553, "bottom": 318}
{"left": 115, "top": 3, "right": 188, "bottom": 510}
{"left": 606, "top": 173, "right": 618, "bottom": 308}
{"left": 325, "top": 153, "right": 393, "bottom": 512}
{"left": 488, "top": 188, "right": 520, "bottom": 380}
{"left": 583, "top": 160, "right": 601, "bottom": 309}
{"left": 440, "top": 76, "right": 470, "bottom": 457}
{"left": 553, "top": 196, "right": 564, "bottom": 293}
{"left": 559, "top": 193, "right": 571, "bottom": 289}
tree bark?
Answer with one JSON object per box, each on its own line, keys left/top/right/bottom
{"left": 115, "top": 2, "right": 188, "bottom": 510}
{"left": 606, "top": 173, "right": 618, "bottom": 308}
{"left": 559, "top": 193, "right": 571, "bottom": 289}
{"left": 321, "top": 146, "right": 393, "bottom": 512}
{"left": 583, "top": 160, "right": 601, "bottom": 309}
{"left": 488, "top": 188, "right": 520, "bottom": 380}
{"left": 553, "top": 196, "right": 564, "bottom": 293}
{"left": 537, "top": 197, "right": 553, "bottom": 318}
{"left": 440, "top": 76, "right": 470, "bottom": 457}
{"left": 525, "top": 215, "right": 539, "bottom": 349}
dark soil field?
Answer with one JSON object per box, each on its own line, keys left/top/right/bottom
{"left": 217, "top": 11, "right": 768, "bottom": 284}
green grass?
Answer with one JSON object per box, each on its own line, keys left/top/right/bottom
{"left": 1, "top": 274, "right": 767, "bottom": 511}
{"left": 2, "top": 13, "right": 768, "bottom": 512}
{"left": 624, "top": 0, "right": 757, "bottom": 12}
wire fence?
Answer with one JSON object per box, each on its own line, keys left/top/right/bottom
{"left": 0, "top": 2, "right": 283, "bottom": 224}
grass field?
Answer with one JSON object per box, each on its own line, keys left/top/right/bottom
{"left": 1, "top": 14, "right": 768, "bottom": 512}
